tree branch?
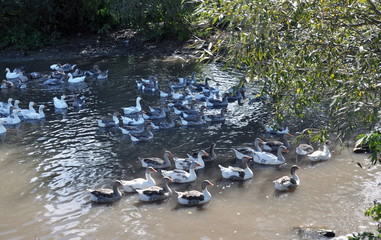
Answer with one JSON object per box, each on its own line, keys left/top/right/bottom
{"left": 366, "top": 0, "right": 381, "bottom": 18}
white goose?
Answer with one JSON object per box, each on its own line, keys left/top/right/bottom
{"left": 308, "top": 141, "right": 331, "bottom": 162}
{"left": 16, "top": 101, "right": 36, "bottom": 117}
{"left": 252, "top": 145, "right": 288, "bottom": 165}
{"left": 296, "top": 143, "right": 314, "bottom": 156}
{"left": 53, "top": 96, "right": 68, "bottom": 109}
{"left": 161, "top": 161, "right": 201, "bottom": 183}
{"left": 176, "top": 180, "right": 214, "bottom": 206}
{"left": 0, "top": 109, "right": 21, "bottom": 125}
{"left": 0, "top": 98, "right": 13, "bottom": 115}
{"left": 5, "top": 68, "right": 23, "bottom": 79}
{"left": 50, "top": 64, "right": 61, "bottom": 71}
{"left": 120, "top": 167, "right": 157, "bottom": 192}
{"left": 274, "top": 165, "right": 301, "bottom": 191}
{"left": 97, "top": 70, "right": 108, "bottom": 80}
{"left": 23, "top": 105, "right": 45, "bottom": 120}
{"left": 122, "top": 96, "right": 142, "bottom": 115}
{"left": 121, "top": 114, "right": 145, "bottom": 125}
{"left": 67, "top": 73, "right": 86, "bottom": 83}
{"left": 174, "top": 150, "right": 208, "bottom": 170}
{"left": 219, "top": 156, "right": 253, "bottom": 181}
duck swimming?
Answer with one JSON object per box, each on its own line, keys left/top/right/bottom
{"left": 139, "top": 150, "right": 174, "bottom": 168}
{"left": 120, "top": 167, "right": 157, "bottom": 192}
{"left": 98, "top": 111, "right": 120, "bottom": 128}
{"left": 274, "top": 165, "right": 301, "bottom": 191}
{"left": 190, "top": 143, "right": 217, "bottom": 162}
{"left": 122, "top": 96, "right": 142, "bottom": 115}
{"left": 252, "top": 145, "right": 288, "bottom": 165}
{"left": 129, "top": 125, "right": 154, "bottom": 142}
{"left": 0, "top": 108, "right": 21, "bottom": 125}
{"left": 121, "top": 114, "right": 145, "bottom": 125}
{"left": 176, "top": 180, "right": 214, "bottom": 206}
{"left": 296, "top": 143, "right": 314, "bottom": 156}
{"left": 219, "top": 156, "right": 253, "bottom": 181}
{"left": 53, "top": 95, "right": 68, "bottom": 109}
{"left": 233, "top": 138, "right": 264, "bottom": 160}
{"left": 23, "top": 105, "right": 45, "bottom": 120}
{"left": 5, "top": 68, "right": 23, "bottom": 79}
{"left": 87, "top": 180, "right": 123, "bottom": 203}
{"left": 174, "top": 150, "right": 208, "bottom": 171}
{"left": 136, "top": 177, "right": 173, "bottom": 202}
{"left": 308, "top": 141, "right": 331, "bottom": 162}
{"left": 161, "top": 161, "right": 201, "bottom": 183}
{"left": 261, "top": 133, "right": 293, "bottom": 152}
{"left": 206, "top": 94, "right": 229, "bottom": 109}
{"left": 67, "top": 73, "right": 86, "bottom": 83}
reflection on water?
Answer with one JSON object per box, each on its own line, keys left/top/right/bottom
{"left": 0, "top": 56, "right": 380, "bottom": 239}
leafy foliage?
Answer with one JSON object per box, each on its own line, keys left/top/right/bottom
{"left": 194, "top": 0, "right": 381, "bottom": 146}
{"left": 356, "top": 129, "right": 381, "bottom": 165}
{"left": 348, "top": 202, "right": 381, "bottom": 239}
{"left": 0, "top": 0, "right": 117, "bottom": 50}
{"left": 111, "top": 0, "right": 197, "bottom": 41}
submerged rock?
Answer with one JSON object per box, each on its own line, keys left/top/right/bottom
{"left": 292, "top": 227, "right": 335, "bottom": 240}
{"left": 353, "top": 136, "right": 370, "bottom": 153}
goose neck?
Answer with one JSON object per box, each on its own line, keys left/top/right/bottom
{"left": 145, "top": 171, "right": 155, "bottom": 183}
{"left": 277, "top": 149, "right": 286, "bottom": 161}
{"left": 113, "top": 116, "right": 119, "bottom": 124}
{"left": 112, "top": 184, "right": 122, "bottom": 197}
{"left": 209, "top": 144, "right": 217, "bottom": 158}
{"left": 202, "top": 186, "right": 211, "bottom": 198}
{"left": 162, "top": 181, "right": 172, "bottom": 194}
{"left": 253, "top": 139, "right": 262, "bottom": 152}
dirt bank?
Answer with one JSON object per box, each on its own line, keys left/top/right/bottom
{"left": 0, "top": 29, "right": 197, "bottom": 62}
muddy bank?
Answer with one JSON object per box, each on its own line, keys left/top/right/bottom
{"left": 0, "top": 29, "right": 198, "bottom": 62}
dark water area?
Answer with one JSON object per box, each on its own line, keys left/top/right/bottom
{"left": 0, "top": 56, "right": 379, "bottom": 240}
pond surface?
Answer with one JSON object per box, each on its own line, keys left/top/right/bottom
{"left": 0, "top": 56, "right": 380, "bottom": 240}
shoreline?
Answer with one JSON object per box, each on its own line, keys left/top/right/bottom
{"left": 0, "top": 30, "right": 197, "bottom": 62}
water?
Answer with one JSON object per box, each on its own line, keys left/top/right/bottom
{"left": 0, "top": 56, "right": 380, "bottom": 240}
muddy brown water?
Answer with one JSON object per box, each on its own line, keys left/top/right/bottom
{"left": 0, "top": 56, "right": 379, "bottom": 239}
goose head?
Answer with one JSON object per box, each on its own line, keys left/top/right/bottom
{"left": 201, "top": 180, "right": 214, "bottom": 189}
{"left": 290, "top": 165, "right": 301, "bottom": 174}
{"left": 146, "top": 166, "right": 157, "bottom": 173}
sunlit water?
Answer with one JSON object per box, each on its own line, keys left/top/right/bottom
{"left": 0, "top": 56, "right": 380, "bottom": 240}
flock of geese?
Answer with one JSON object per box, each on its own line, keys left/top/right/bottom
{"left": 87, "top": 133, "right": 332, "bottom": 206}
{"left": 96, "top": 73, "right": 247, "bottom": 142}
{"left": 87, "top": 71, "right": 331, "bottom": 206}
{"left": 0, "top": 63, "right": 108, "bottom": 134}
{"left": 1, "top": 64, "right": 332, "bottom": 207}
